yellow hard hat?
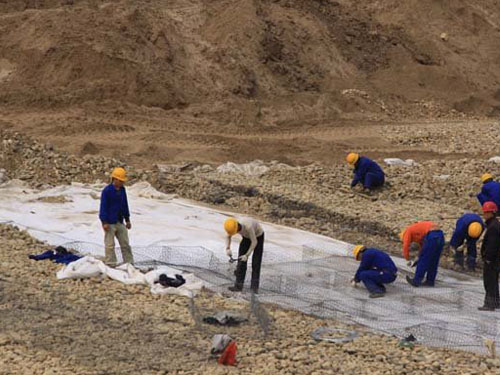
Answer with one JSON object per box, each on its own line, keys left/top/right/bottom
{"left": 111, "top": 167, "right": 127, "bottom": 181}
{"left": 346, "top": 153, "right": 360, "bottom": 165}
{"left": 353, "top": 245, "right": 365, "bottom": 261}
{"left": 224, "top": 218, "right": 239, "bottom": 236}
{"left": 399, "top": 229, "right": 406, "bottom": 241}
{"left": 468, "top": 222, "right": 482, "bottom": 238}
{"left": 481, "top": 173, "right": 493, "bottom": 183}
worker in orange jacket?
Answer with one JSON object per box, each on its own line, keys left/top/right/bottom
{"left": 400, "top": 221, "right": 444, "bottom": 287}
{"left": 400, "top": 221, "right": 438, "bottom": 261}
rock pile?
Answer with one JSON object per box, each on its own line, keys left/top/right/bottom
{"left": 0, "top": 131, "right": 130, "bottom": 187}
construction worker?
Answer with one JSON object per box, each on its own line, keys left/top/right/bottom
{"left": 449, "top": 214, "right": 484, "bottom": 272}
{"left": 478, "top": 201, "right": 500, "bottom": 311}
{"left": 224, "top": 217, "right": 264, "bottom": 293}
{"left": 346, "top": 153, "right": 385, "bottom": 191}
{"left": 99, "top": 167, "right": 134, "bottom": 265}
{"left": 402, "top": 222, "right": 444, "bottom": 287}
{"left": 477, "top": 173, "right": 500, "bottom": 208}
{"left": 400, "top": 221, "right": 437, "bottom": 261}
{"left": 351, "top": 246, "right": 397, "bottom": 298}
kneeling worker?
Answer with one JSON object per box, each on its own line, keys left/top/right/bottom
{"left": 224, "top": 217, "right": 264, "bottom": 293}
{"left": 346, "top": 153, "right": 385, "bottom": 191}
{"left": 351, "top": 245, "right": 397, "bottom": 298}
{"left": 449, "top": 213, "right": 484, "bottom": 272}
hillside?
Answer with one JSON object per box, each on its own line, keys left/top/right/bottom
{"left": 1, "top": 0, "right": 499, "bottom": 164}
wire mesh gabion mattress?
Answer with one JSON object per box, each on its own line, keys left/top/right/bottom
{"left": 63, "top": 240, "right": 499, "bottom": 355}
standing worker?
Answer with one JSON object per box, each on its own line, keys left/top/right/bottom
{"left": 477, "top": 173, "right": 500, "bottom": 208}
{"left": 449, "top": 213, "right": 484, "bottom": 272}
{"left": 224, "top": 217, "right": 264, "bottom": 293}
{"left": 402, "top": 222, "right": 444, "bottom": 287}
{"left": 351, "top": 245, "right": 398, "bottom": 298}
{"left": 99, "top": 167, "right": 134, "bottom": 265}
{"left": 346, "top": 153, "right": 385, "bottom": 191}
{"left": 478, "top": 201, "right": 500, "bottom": 311}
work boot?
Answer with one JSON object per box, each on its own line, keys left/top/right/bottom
{"left": 228, "top": 286, "right": 243, "bottom": 292}
{"left": 406, "top": 275, "right": 419, "bottom": 287}
{"left": 369, "top": 292, "right": 385, "bottom": 298}
{"left": 422, "top": 281, "right": 435, "bottom": 287}
{"left": 478, "top": 305, "right": 495, "bottom": 311}
{"left": 453, "top": 263, "right": 465, "bottom": 272}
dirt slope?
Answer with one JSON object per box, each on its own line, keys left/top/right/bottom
{"left": 0, "top": 0, "right": 500, "bottom": 165}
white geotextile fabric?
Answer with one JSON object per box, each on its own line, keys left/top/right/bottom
{"left": 0, "top": 180, "right": 347, "bottom": 261}
{"left": 488, "top": 156, "right": 500, "bottom": 163}
{"left": 216, "top": 160, "right": 294, "bottom": 176}
{"left": 57, "top": 256, "right": 203, "bottom": 297}
{"left": 384, "top": 158, "right": 417, "bottom": 167}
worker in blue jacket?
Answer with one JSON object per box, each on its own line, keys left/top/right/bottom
{"left": 477, "top": 173, "right": 500, "bottom": 208}
{"left": 99, "top": 167, "right": 134, "bottom": 265}
{"left": 406, "top": 228, "right": 445, "bottom": 287}
{"left": 346, "top": 153, "right": 385, "bottom": 190}
{"left": 351, "top": 246, "right": 397, "bottom": 298}
{"left": 449, "top": 214, "right": 484, "bottom": 271}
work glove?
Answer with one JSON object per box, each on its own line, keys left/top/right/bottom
{"left": 239, "top": 254, "right": 249, "bottom": 262}
{"left": 350, "top": 278, "right": 358, "bottom": 288}
{"left": 407, "top": 258, "right": 418, "bottom": 268}
{"left": 225, "top": 248, "right": 232, "bottom": 258}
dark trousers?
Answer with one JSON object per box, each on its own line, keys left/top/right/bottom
{"left": 483, "top": 262, "right": 500, "bottom": 308}
{"left": 454, "top": 240, "right": 477, "bottom": 270}
{"left": 234, "top": 234, "right": 264, "bottom": 291}
{"left": 359, "top": 270, "right": 397, "bottom": 294}
{"left": 414, "top": 230, "right": 444, "bottom": 286}
{"left": 364, "top": 172, "right": 384, "bottom": 189}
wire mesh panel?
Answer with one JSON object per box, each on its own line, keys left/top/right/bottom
{"left": 63, "top": 240, "right": 499, "bottom": 355}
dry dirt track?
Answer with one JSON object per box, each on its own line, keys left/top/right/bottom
{"left": 0, "top": 107, "right": 489, "bottom": 168}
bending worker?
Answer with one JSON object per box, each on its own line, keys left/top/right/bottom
{"left": 401, "top": 221, "right": 444, "bottom": 287}
{"left": 346, "top": 153, "right": 385, "bottom": 191}
{"left": 478, "top": 201, "right": 500, "bottom": 311}
{"left": 477, "top": 173, "right": 500, "bottom": 207}
{"left": 351, "top": 245, "right": 397, "bottom": 298}
{"left": 449, "top": 213, "right": 484, "bottom": 272}
{"left": 224, "top": 217, "right": 264, "bottom": 293}
{"left": 99, "top": 167, "right": 134, "bottom": 265}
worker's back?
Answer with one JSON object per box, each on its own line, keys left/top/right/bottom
{"left": 401, "top": 221, "right": 437, "bottom": 259}
{"left": 482, "top": 180, "right": 500, "bottom": 207}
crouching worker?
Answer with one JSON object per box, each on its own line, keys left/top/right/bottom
{"left": 224, "top": 217, "right": 264, "bottom": 293}
{"left": 351, "top": 245, "right": 397, "bottom": 298}
{"left": 346, "top": 153, "right": 385, "bottom": 191}
{"left": 449, "top": 214, "right": 484, "bottom": 272}
{"left": 477, "top": 173, "right": 500, "bottom": 208}
{"left": 403, "top": 223, "right": 445, "bottom": 287}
